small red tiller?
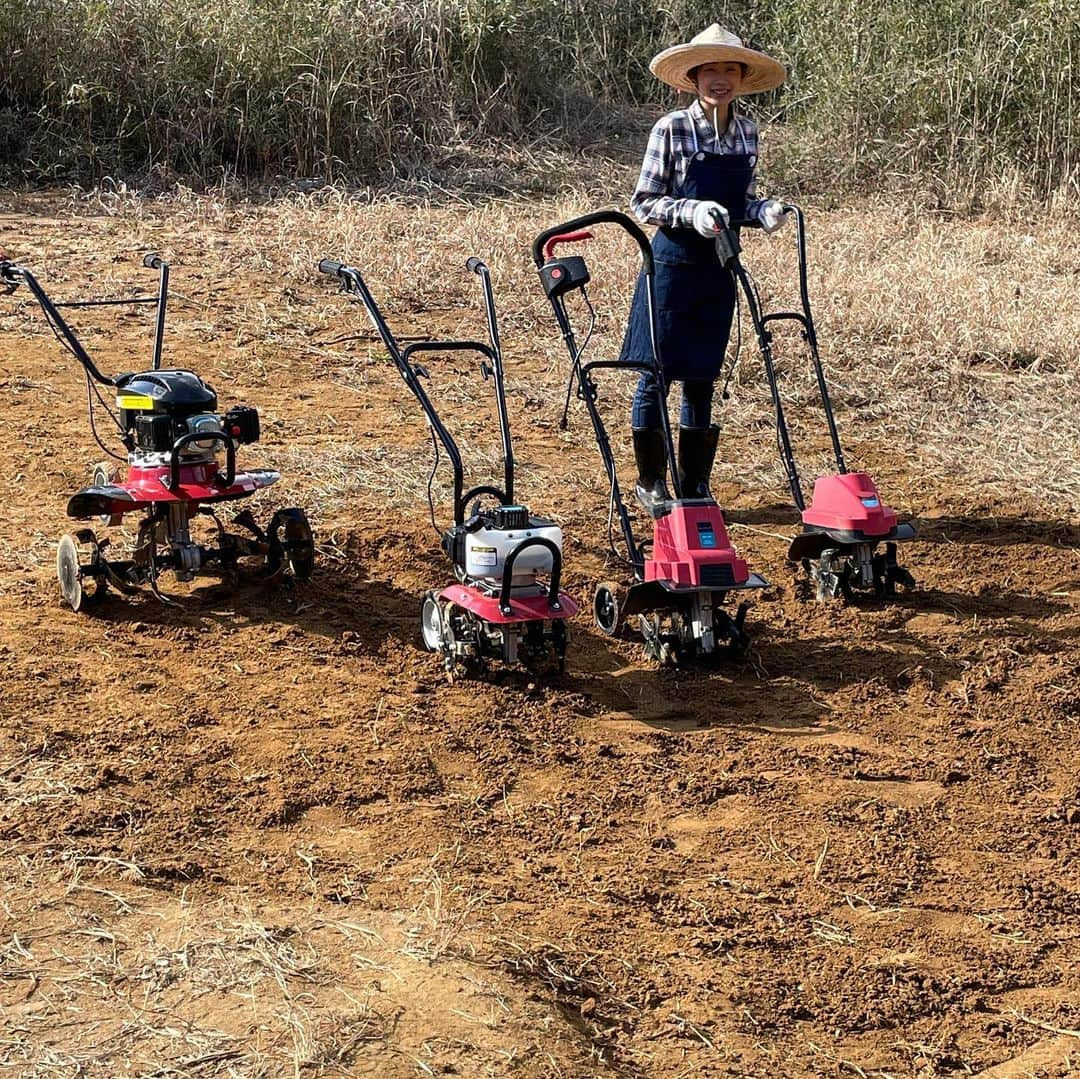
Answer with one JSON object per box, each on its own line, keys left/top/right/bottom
{"left": 319, "top": 255, "right": 577, "bottom": 678}
{"left": 533, "top": 210, "right": 767, "bottom": 666}
{"left": 711, "top": 206, "right": 917, "bottom": 600}
{"left": 0, "top": 254, "right": 313, "bottom": 610}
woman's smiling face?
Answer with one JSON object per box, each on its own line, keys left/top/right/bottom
{"left": 694, "top": 61, "right": 744, "bottom": 110}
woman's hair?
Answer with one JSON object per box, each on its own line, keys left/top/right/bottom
{"left": 687, "top": 61, "right": 748, "bottom": 85}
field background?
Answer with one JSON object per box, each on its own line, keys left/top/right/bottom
{"left": 1, "top": 1, "right": 1079, "bottom": 1076}
{"left": 2, "top": 0, "right": 1078, "bottom": 201}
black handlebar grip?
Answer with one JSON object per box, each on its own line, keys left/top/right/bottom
{"left": 318, "top": 258, "right": 344, "bottom": 276}
{"left": 531, "top": 210, "right": 653, "bottom": 275}
{"left": 465, "top": 256, "right": 486, "bottom": 275}
{"left": 142, "top": 252, "right": 164, "bottom": 269}
{"left": 731, "top": 203, "right": 801, "bottom": 229}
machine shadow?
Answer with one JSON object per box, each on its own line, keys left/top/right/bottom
{"left": 757, "top": 621, "right": 966, "bottom": 690}
{"left": 888, "top": 585, "right": 1074, "bottom": 623}
{"left": 86, "top": 558, "right": 426, "bottom": 657}
{"left": 565, "top": 621, "right": 840, "bottom": 736}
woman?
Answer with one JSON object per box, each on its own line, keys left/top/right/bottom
{"left": 620, "top": 25, "right": 788, "bottom": 511}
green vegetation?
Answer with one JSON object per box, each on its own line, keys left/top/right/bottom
{"left": 1, "top": 0, "right": 1076, "bottom": 198}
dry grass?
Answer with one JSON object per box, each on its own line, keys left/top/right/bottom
{"left": 0, "top": 843, "right": 590, "bottom": 1076}
{"left": 4, "top": 0, "right": 1077, "bottom": 203}
{"left": 34, "top": 183, "right": 1074, "bottom": 516}
{"left": 3, "top": 182, "right": 1077, "bottom": 526}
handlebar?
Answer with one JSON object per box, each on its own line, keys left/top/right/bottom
{"left": 318, "top": 258, "right": 344, "bottom": 277}
{"left": 465, "top": 256, "right": 486, "bottom": 275}
{"left": 532, "top": 210, "right": 653, "bottom": 274}
{"left": 499, "top": 537, "right": 564, "bottom": 617}
{"left": 142, "top": 252, "right": 165, "bottom": 270}
{"left": 542, "top": 230, "right": 594, "bottom": 260}
{"left": 169, "top": 431, "right": 237, "bottom": 492}
{"left": 727, "top": 204, "right": 799, "bottom": 231}
{"left": 401, "top": 340, "right": 496, "bottom": 367}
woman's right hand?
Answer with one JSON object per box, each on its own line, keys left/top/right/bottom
{"left": 691, "top": 201, "right": 729, "bottom": 237}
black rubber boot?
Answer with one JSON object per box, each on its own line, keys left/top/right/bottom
{"left": 677, "top": 425, "right": 720, "bottom": 500}
{"left": 632, "top": 427, "right": 672, "bottom": 514}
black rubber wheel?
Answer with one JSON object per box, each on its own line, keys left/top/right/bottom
{"left": 593, "top": 581, "right": 624, "bottom": 636}
{"left": 279, "top": 508, "right": 314, "bottom": 581}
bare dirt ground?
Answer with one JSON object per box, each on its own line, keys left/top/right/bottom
{"left": 0, "top": 191, "right": 1077, "bottom": 1078}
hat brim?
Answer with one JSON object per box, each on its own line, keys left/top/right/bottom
{"left": 649, "top": 43, "right": 786, "bottom": 95}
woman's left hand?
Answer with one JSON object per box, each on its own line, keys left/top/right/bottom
{"left": 757, "top": 199, "right": 790, "bottom": 233}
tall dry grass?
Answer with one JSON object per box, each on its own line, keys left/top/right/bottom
{"left": 1, "top": 0, "right": 1076, "bottom": 200}
{"left": 277, "top": 192, "right": 1080, "bottom": 512}
{"left": 15, "top": 182, "right": 1070, "bottom": 514}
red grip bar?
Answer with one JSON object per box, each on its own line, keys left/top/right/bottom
{"left": 543, "top": 230, "right": 594, "bottom": 260}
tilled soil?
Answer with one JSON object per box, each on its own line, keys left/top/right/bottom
{"left": 0, "top": 200, "right": 1077, "bottom": 1078}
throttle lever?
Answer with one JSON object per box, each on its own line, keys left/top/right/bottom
{"left": 542, "top": 229, "right": 594, "bottom": 260}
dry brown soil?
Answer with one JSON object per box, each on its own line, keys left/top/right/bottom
{"left": 0, "top": 199, "right": 1077, "bottom": 1078}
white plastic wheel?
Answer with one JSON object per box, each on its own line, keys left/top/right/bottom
{"left": 57, "top": 533, "right": 107, "bottom": 612}
{"left": 419, "top": 592, "right": 445, "bottom": 652}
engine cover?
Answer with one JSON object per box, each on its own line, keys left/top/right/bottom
{"left": 116, "top": 369, "right": 218, "bottom": 433}
{"left": 442, "top": 506, "right": 562, "bottom": 584}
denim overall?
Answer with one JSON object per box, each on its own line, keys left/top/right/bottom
{"left": 621, "top": 115, "right": 754, "bottom": 429}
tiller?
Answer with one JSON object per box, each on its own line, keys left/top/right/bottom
{"left": 319, "top": 255, "right": 577, "bottom": 678}
{"left": 711, "top": 207, "right": 916, "bottom": 600}
{"left": 0, "top": 254, "right": 313, "bottom": 610}
{"left": 533, "top": 210, "right": 767, "bottom": 666}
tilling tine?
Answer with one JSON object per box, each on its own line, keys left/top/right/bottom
{"left": 318, "top": 256, "right": 577, "bottom": 680}
{"left": 0, "top": 254, "right": 314, "bottom": 610}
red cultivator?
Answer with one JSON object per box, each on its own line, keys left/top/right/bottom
{"left": 319, "top": 254, "right": 576, "bottom": 678}
{"left": 712, "top": 207, "right": 917, "bottom": 600}
{"left": 1, "top": 254, "right": 313, "bottom": 610}
{"left": 533, "top": 211, "right": 767, "bottom": 665}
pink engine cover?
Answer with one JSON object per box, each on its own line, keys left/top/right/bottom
{"left": 439, "top": 584, "right": 578, "bottom": 625}
{"left": 645, "top": 502, "right": 749, "bottom": 587}
{"left": 801, "top": 472, "right": 898, "bottom": 536}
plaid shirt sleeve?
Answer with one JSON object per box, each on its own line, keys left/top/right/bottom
{"left": 630, "top": 110, "right": 765, "bottom": 228}
{"left": 630, "top": 115, "right": 698, "bottom": 230}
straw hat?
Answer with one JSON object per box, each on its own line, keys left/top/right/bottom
{"left": 649, "top": 25, "right": 786, "bottom": 95}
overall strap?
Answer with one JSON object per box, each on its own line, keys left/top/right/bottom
{"left": 690, "top": 106, "right": 748, "bottom": 155}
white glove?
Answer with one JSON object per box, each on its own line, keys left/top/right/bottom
{"left": 757, "top": 199, "right": 789, "bottom": 234}
{"left": 691, "top": 201, "right": 729, "bottom": 237}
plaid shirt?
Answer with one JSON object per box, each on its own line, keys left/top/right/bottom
{"left": 630, "top": 100, "right": 765, "bottom": 229}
